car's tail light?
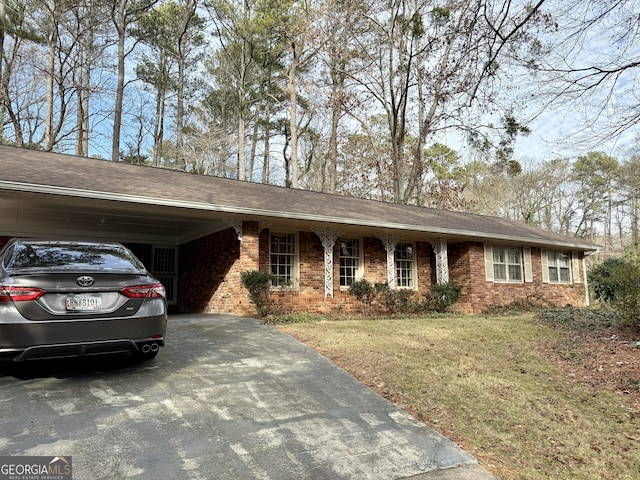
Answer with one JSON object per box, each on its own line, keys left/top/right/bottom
{"left": 121, "top": 283, "right": 166, "bottom": 299}
{"left": 0, "top": 286, "right": 47, "bottom": 302}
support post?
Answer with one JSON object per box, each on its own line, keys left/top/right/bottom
{"left": 377, "top": 234, "right": 398, "bottom": 289}
{"left": 431, "top": 238, "right": 449, "bottom": 284}
{"left": 312, "top": 228, "right": 341, "bottom": 298}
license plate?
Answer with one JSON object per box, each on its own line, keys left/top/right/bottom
{"left": 66, "top": 294, "right": 102, "bottom": 311}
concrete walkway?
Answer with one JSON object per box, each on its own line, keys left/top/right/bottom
{"left": 0, "top": 314, "right": 496, "bottom": 479}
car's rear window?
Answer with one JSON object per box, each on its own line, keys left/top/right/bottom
{"left": 6, "top": 243, "right": 146, "bottom": 272}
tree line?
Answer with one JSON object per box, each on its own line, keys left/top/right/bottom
{"left": 1, "top": 0, "right": 639, "bottom": 250}
{"left": 456, "top": 151, "right": 640, "bottom": 256}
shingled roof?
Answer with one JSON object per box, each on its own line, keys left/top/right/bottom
{"left": 0, "top": 145, "right": 599, "bottom": 251}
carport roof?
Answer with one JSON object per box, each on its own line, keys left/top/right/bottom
{"left": 0, "top": 145, "right": 598, "bottom": 250}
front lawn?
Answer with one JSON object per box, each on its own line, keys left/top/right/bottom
{"left": 277, "top": 313, "right": 640, "bottom": 480}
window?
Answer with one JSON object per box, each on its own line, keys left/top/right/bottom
{"left": 547, "top": 251, "right": 571, "bottom": 283}
{"left": 7, "top": 241, "right": 145, "bottom": 271}
{"left": 339, "top": 238, "right": 362, "bottom": 287}
{"left": 485, "top": 244, "right": 532, "bottom": 283}
{"left": 270, "top": 232, "right": 297, "bottom": 287}
{"left": 395, "top": 242, "right": 415, "bottom": 288}
{"left": 492, "top": 246, "right": 522, "bottom": 282}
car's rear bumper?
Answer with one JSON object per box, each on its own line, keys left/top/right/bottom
{"left": 7, "top": 338, "right": 165, "bottom": 361}
{"left": 0, "top": 312, "right": 167, "bottom": 361}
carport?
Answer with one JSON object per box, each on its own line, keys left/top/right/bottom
{"left": 0, "top": 188, "right": 231, "bottom": 306}
{"left": 0, "top": 146, "right": 250, "bottom": 310}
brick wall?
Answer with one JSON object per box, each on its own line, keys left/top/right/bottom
{"left": 263, "top": 230, "right": 363, "bottom": 314}
{"left": 0, "top": 231, "right": 589, "bottom": 316}
{"left": 180, "top": 220, "right": 259, "bottom": 315}
{"left": 416, "top": 241, "right": 434, "bottom": 295}
{"left": 180, "top": 232, "right": 588, "bottom": 316}
{"left": 450, "top": 242, "right": 587, "bottom": 313}
{"left": 256, "top": 234, "right": 435, "bottom": 315}
{"left": 178, "top": 225, "right": 243, "bottom": 314}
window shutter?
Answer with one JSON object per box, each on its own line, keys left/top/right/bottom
{"left": 484, "top": 244, "right": 494, "bottom": 281}
{"left": 571, "top": 251, "right": 581, "bottom": 283}
{"left": 523, "top": 247, "right": 533, "bottom": 282}
{"left": 541, "top": 249, "right": 550, "bottom": 283}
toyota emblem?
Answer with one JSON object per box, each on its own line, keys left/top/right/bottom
{"left": 76, "top": 276, "right": 94, "bottom": 287}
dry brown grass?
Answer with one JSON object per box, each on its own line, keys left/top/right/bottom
{"left": 278, "top": 314, "right": 640, "bottom": 480}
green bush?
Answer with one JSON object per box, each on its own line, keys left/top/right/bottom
{"left": 537, "top": 306, "right": 616, "bottom": 332}
{"left": 588, "top": 255, "right": 640, "bottom": 330}
{"left": 589, "top": 257, "right": 627, "bottom": 303}
{"left": 378, "top": 288, "right": 418, "bottom": 313}
{"left": 240, "top": 270, "right": 274, "bottom": 317}
{"left": 425, "top": 281, "right": 462, "bottom": 313}
{"left": 348, "top": 279, "right": 378, "bottom": 305}
{"left": 262, "top": 312, "right": 324, "bottom": 325}
{"left": 610, "top": 261, "right": 640, "bottom": 328}
{"left": 348, "top": 279, "right": 462, "bottom": 315}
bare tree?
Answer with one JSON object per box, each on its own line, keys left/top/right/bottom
{"left": 348, "top": 0, "right": 549, "bottom": 204}
{"left": 523, "top": 0, "right": 640, "bottom": 146}
{"left": 0, "top": 1, "right": 44, "bottom": 145}
{"left": 281, "top": 0, "right": 324, "bottom": 188}
{"left": 110, "top": 0, "right": 158, "bottom": 162}
{"left": 174, "top": 0, "right": 204, "bottom": 170}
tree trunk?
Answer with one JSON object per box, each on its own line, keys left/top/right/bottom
{"left": 328, "top": 78, "right": 340, "bottom": 194}
{"left": 75, "top": 56, "right": 84, "bottom": 156}
{"left": 237, "top": 108, "right": 245, "bottom": 180}
{"left": 175, "top": 0, "right": 196, "bottom": 171}
{"left": 82, "top": 55, "right": 90, "bottom": 156}
{"left": 248, "top": 102, "right": 261, "bottom": 182}
{"left": 262, "top": 102, "right": 271, "bottom": 184}
{"left": 112, "top": 0, "right": 127, "bottom": 162}
{"left": 288, "top": 42, "right": 299, "bottom": 188}
{"left": 176, "top": 57, "right": 185, "bottom": 169}
{"left": 45, "top": 1, "right": 57, "bottom": 151}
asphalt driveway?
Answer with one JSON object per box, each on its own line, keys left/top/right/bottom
{"left": 0, "top": 314, "right": 495, "bottom": 479}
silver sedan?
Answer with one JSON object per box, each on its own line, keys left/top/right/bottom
{"left": 0, "top": 239, "right": 167, "bottom": 362}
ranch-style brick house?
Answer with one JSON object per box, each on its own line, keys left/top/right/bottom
{"left": 0, "top": 145, "right": 599, "bottom": 315}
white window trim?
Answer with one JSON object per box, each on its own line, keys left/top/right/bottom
{"left": 543, "top": 249, "right": 572, "bottom": 284}
{"left": 269, "top": 231, "right": 299, "bottom": 290}
{"left": 571, "top": 251, "right": 581, "bottom": 284}
{"left": 395, "top": 241, "right": 417, "bottom": 290}
{"left": 338, "top": 237, "right": 364, "bottom": 290}
{"left": 484, "top": 244, "right": 531, "bottom": 283}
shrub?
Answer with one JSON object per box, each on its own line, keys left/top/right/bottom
{"left": 348, "top": 279, "right": 462, "bottom": 315}
{"left": 425, "top": 281, "right": 462, "bottom": 313}
{"left": 262, "top": 312, "right": 324, "bottom": 325}
{"left": 378, "top": 288, "right": 418, "bottom": 313}
{"left": 589, "top": 257, "right": 627, "bottom": 303}
{"left": 610, "top": 261, "right": 640, "bottom": 329}
{"left": 588, "top": 255, "right": 640, "bottom": 330}
{"left": 537, "top": 306, "right": 616, "bottom": 332}
{"left": 240, "top": 270, "right": 274, "bottom": 317}
{"left": 348, "top": 279, "right": 378, "bottom": 305}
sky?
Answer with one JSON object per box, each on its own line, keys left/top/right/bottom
{"left": 509, "top": 0, "right": 640, "bottom": 166}
{"left": 513, "top": 108, "right": 640, "bottom": 165}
